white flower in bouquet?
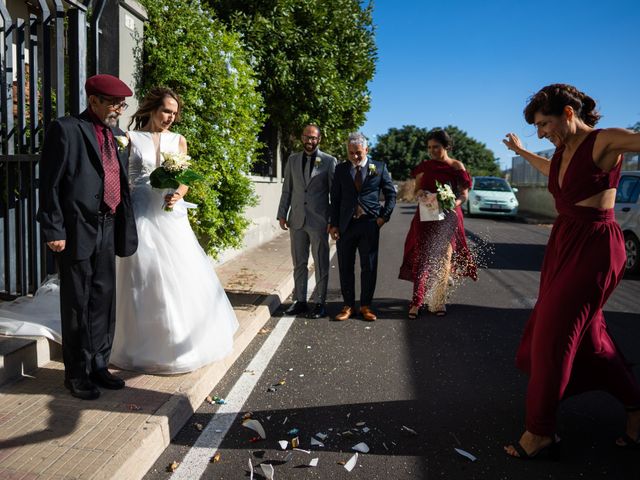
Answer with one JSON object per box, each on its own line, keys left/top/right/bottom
{"left": 435, "top": 181, "right": 457, "bottom": 211}
{"left": 160, "top": 151, "right": 192, "bottom": 173}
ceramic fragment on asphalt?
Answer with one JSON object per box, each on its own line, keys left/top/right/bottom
{"left": 294, "top": 447, "right": 311, "bottom": 454}
{"left": 291, "top": 436, "right": 300, "bottom": 448}
{"left": 362, "top": 427, "right": 370, "bottom": 433}
{"left": 310, "top": 437, "right": 324, "bottom": 447}
{"left": 309, "top": 458, "right": 319, "bottom": 467}
{"left": 352, "top": 442, "right": 369, "bottom": 453}
{"left": 242, "top": 419, "right": 266, "bottom": 439}
{"left": 315, "top": 432, "right": 328, "bottom": 440}
{"left": 248, "top": 459, "right": 254, "bottom": 480}
{"left": 287, "top": 428, "right": 299, "bottom": 435}
{"left": 344, "top": 452, "right": 358, "bottom": 472}
{"left": 278, "top": 440, "right": 288, "bottom": 450}
{"left": 260, "top": 463, "right": 275, "bottom": 480}
{"left": 454, "top": 448, "right": 477, "bottom": 462}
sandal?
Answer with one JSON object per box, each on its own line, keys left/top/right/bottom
{"left": 408, "top": 306, "right": 419, "bottom": 320}
{"left": 616, "top": 406, "right": 640, "bottom": 449}
{"left": 505, "top": 438, "right": 561, "bottom": 460}
{"left": 433, "top": 306, "right": 447, "bottom": 317}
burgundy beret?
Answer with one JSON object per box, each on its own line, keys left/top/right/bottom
{"left": 85, "top": 74, "right": 133, "bottom": 97}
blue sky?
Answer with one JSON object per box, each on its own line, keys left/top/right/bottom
{"left": 361, "top": 0, "right": 640, "bottom": 169}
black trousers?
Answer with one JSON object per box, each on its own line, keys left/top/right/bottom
{"left": 57, "top": 215, "right": 116, "bottom": 380}
{"left": 336, "top": 217, "right": 380, "bottom": 307}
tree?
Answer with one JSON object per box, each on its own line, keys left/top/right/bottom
{"left": 137, "top": 0, "right": 265, "bottom": 257}
{"left": 208, "top": 0, "right": 377, "bottom": 156}
{"left": 369, "top": 125, "right": 501, "bottom": 180}
{"left": 630, "top": 122, "right": 640, "bottom": 132}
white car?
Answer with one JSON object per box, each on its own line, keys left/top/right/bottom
{"left": 614, "top": 170, "right": 640, "bottom": 273}
{"left": 465, "top": 176, "right": 519, "bottom": 217}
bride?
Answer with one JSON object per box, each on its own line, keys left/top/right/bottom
{"left": 110, "top": 87, "right": 238, "bottom": 374}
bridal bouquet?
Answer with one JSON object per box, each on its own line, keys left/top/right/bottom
{"left": 419, "top": 181, "right": 457, "bottom": 221}
{"left": 150, "top": 152, "right": 203, "bottom": 211}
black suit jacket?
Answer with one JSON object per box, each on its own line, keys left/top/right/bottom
{"left": 330, "top": 159, "right": 397, "bottom": 233}
{"left": 37, "top": 110, "right": 138, "bottom": 260}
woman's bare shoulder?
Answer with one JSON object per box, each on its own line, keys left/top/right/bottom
{"left": 450, "top": 159, "right": 466, "bottom": 171}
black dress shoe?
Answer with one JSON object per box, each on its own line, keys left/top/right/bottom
{"left": 90, "top": 369, "right": 125, "bottom": 390}
{"left": 64, "top": 378, "right": 100, "bottom": 400}
{"left": 284, "top": 301, "right": 308, "bottom": 316}
{"left": 308, "top": 303, "right": 327, "bottom": 319}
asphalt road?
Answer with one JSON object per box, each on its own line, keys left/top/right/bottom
{"left": 144, "top": 206, "right": 640, "bottom": 480}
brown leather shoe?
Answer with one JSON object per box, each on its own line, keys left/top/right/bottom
{"left": 334, "top": 306, "right": 353, "bottom": 321}
{"left": 360, "top": 306, "right": 377, "bottom": 321}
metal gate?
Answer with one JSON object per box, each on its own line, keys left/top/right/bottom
{"left": 0, "top": 0, "right": 107, "bottom": 299}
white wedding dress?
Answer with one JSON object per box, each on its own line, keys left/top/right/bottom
{"left": 111, "top": 131, "right": 238, "bottom": 374}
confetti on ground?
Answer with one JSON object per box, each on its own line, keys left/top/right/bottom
{"left": 294, "top": 448, "right": 311, "bottom": 454}
{"left": 291, "top": 436, "right": 300, "bottom": 448}
{"left": 193, "top": 423, "right": 204, "bottom": 431}
{"left": 258, "top": 328, "right": 271, "bottom": 335}
{"left": 401, "top": 425, "right": 418, "bottom": 436}
{"left": 344, "top": 453, "right": 358, "bottom": 472}
{"left": 454, "top": 448, "right": 477, "bottom": 462}
{"left": 356, "top": 422, "right": 366, "bottom": 427}
{"left": 166, "top": 461, "right": 179, "bottom": 472}
{"left": 282, "top": 416, "right": 288, "bottom": 425}
{"left": 127, "top": 404, "right": 141, "bottom": 411}
{"left": 243, "top": 412, "right": 253, "bottom": 420}
{"left": 243, "top": 419, "right": 266, "bottom": 439}
{"left": 287, "top": 428, "right": 299, "bottom": 435}
{"left": 352, "top": 442, "right": 370, "bottom": 453}
{"left": 362, "top": 427, "right": 370, "bottom": 433}
{"left": 210, "top": 452, "right": 221, "bottom": 463}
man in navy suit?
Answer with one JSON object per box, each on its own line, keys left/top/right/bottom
{"left": 329, "top": 132, "right": 396, "bottom": 321}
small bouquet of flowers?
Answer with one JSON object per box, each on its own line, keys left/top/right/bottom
{"left": 419, "top": 181, "right": 457, "bottom": 221}
{"left": 149, "top": 152, "right": 203, "bottom": 211}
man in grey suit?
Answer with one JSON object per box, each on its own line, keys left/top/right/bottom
{"left": 277, "top": 124, "right": 337, "bottom": 318}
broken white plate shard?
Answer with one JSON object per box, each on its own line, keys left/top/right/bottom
{"left": 401, "top": 425, "right": 418, "bottom": 435}
{"left": 382, "top": 442, "right": 389, "bottom": 451}
{"left": 283, "top": 452, "right": 294, "bottom": 463}
{"left": 352, "top": 442, "right": 370, "bottom": 453}
{"left": 355, "top": 422, "right": 366, "bottom": 427}
{"left": 242, "top": 419, "right": 266, "bottom": 439}
{"left": 248, "top": 459, "right": 254, "bottom": 480}
{"left": 309, "top": 458, "right": 319, "bottom": 467}
{"left": 293, "top": 448, "right": 311, "bottom": 454}
{"left": 315, "top": 432, "right": 328, "bottom": 440}
{"left": 278, "top": 440, "right": 288, "bottom": 450}
{"left": 344, "top": 452, "right": 358, "bottom": 472}
{"left": 282, "top": 416, "right": 288, "bottom": 425}
{"left": 454, "top": 448, "right": 477, "bottom": 462}
{"left": 361, "top": 427, "right": 370, "bottom": 433}
{"left": 310, "top": 437, "right": 325, "bottom": 447}
{"left": 260, "top": 463, "right": 275, "bottom": 480}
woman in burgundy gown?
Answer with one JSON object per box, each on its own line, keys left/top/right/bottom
{"left": 503, "top": 84, "right": 640, "bottom": 459}
{"left": 399, "top": 129, "right": 477, "bottom": 319}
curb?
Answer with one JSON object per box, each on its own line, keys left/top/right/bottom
{"left": 104, "top": 273, "right": 296, "bottom": 480}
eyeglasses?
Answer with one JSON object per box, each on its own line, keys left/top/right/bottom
{"left": 302, "top": 135, "right": 319, "bottom": 141}
{"left": 98, "top": 96, "right": 129, "bottom": 111}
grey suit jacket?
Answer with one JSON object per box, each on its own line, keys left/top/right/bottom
{"left": 277, "top": 149, "right": 337, "bottom": 230}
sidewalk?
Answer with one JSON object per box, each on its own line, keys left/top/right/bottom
{"left": 0, "top": 231, "right": 297, "bottom": 480}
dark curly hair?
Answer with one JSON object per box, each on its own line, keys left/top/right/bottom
{"left": 426, "top": 129, "right": 453, "bottom": 149}
{"left": 524, "top": 84, "right": 601, "bottom": 127}
{"left": 128, "top": 87, "right": 182, "bottom": 130}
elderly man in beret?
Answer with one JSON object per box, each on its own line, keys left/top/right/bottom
{"left": 38, "top": 74, "right": 138, "bottom": 399}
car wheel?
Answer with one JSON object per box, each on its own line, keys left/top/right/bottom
{"left": 624, "top": 232, "right": 640, "bottom": 274}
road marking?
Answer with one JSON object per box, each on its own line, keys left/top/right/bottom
{"left": 171, "top": 245, "right": 335, "bottom": 480}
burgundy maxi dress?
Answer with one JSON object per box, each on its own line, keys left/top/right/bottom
{"left": 399, "top": 160, "right": 477, "bottom": 307}
{"left": 516, "top": 129, "right": 640, "bottom": 436}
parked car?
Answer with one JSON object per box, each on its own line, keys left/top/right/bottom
{"left": 614, "top": 170, "right": 640, "bottom": 273}
{"left": 464, "top": 176, "right": 519, "bottom": 217}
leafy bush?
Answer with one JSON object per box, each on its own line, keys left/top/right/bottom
{"left": 137, "top": 0, "right": 264, "bottom": 256}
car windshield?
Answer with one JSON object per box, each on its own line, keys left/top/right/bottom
{"left": 473, "top": 179, "right": 511, "bottom": 192}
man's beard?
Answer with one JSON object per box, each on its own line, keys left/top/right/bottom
{"left": 103, "top": 113, "right": 119, "bottom": 128}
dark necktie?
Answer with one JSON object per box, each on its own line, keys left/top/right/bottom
{"left": 354, "top": 165, "right": 362, "bottom": 192}
{"left": 102, "top": 127, "right": 121, "bottom": 212}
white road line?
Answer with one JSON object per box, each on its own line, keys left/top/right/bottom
{"left": 171, "top": 245, "right": 335, "bottom": 479}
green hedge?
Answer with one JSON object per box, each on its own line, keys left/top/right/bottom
{"left": 137, "top": 0, "right": 265, "bottom": 257}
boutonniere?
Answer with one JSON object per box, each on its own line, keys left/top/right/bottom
{"left": 314, "top": 158, "right": 322, "bottom": 169}
{"left": 368, "top": 163, "right": 377, "bottom": 176}
{"left": 115, "top": 135, "right": 129, "bottom": 152}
